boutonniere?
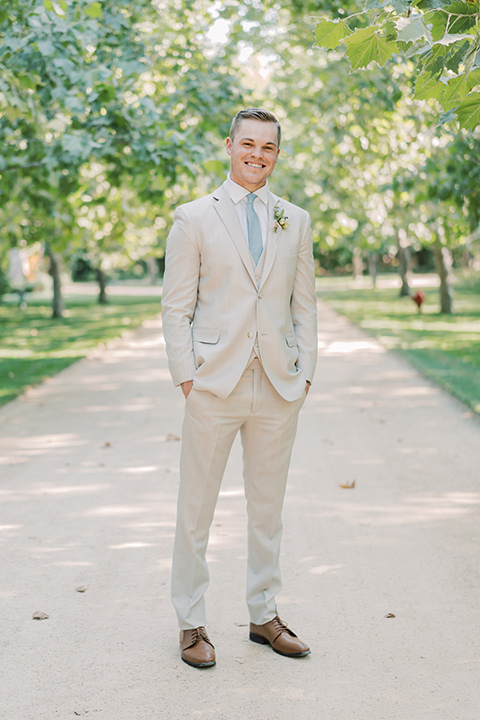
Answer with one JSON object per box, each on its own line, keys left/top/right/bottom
{"left": 273, "top": 201, "right": 289, "bottom": 233}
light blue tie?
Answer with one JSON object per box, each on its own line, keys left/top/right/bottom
{"left": 246, "top": 193, "right": 263, "bottom": 265}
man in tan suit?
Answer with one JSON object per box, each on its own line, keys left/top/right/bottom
{"left": 162, "top": 108, "right": 317, "bottom": 668}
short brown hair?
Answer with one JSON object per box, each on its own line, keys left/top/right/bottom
{"left": 229, "top": 108, "right": 281, "bottom": 148}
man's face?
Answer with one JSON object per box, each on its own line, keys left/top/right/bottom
{"left": 226, "top": 119, "right": 280, "bottom": 192}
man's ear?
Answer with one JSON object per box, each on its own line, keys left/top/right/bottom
{"left": 226, "top": 137, "right": 232, "bottom": 156}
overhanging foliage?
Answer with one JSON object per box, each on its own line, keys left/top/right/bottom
{"left": 313, "top": 1, "right": 480, "bottom": 130}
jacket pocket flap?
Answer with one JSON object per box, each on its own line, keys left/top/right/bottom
{"left": 285, "top": 331, "right": 297, "bottom": 347}
{"left": 193, "top": 327, "right": 221, "bottom": 344}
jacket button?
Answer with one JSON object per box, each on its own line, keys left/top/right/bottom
{"left": 247, "top": 332, "right": 254, "bottom": 339}
{"left": 258, "top": 294, "right": 263, "bottom": 299}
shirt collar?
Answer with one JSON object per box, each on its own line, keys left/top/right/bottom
{"left": 225, "top": 173, "right": 269, "bottom": 206}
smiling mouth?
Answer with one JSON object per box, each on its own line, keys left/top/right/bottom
{"left": 245, "top": 162, "right": 265, "bottom": 168}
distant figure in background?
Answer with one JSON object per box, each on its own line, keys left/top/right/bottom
{"left": 162, "top": 108, "right": 318, "bottom": 668}
{"left": 8, "top": 246, "right": 33, "bottom": 309}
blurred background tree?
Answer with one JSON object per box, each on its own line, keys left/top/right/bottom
{"left": 1, "top": 0, "right": 479, "bottom": 315}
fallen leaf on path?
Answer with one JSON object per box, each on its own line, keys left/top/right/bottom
{"left": 339, "top": 481, "right": 356, "bottom": 489}
{"left": 32, "top": 611, "right": 49, "bottom": 620}
{"left": 76, "top": 586, "right": 87, "bottom": 593}
{"left": 385, "top": 613, "right": 396, "bottom": 618}
{"left": 166, "top": 434, "right": 181, "bottom": 442}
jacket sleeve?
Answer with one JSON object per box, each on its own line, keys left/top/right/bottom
{"left": 161, "top": 206, "right": 200, "bottom": 386}
{"left": 291, "top": 211, "right": 318, "bottom": 383}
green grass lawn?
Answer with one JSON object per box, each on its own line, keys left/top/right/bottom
{"left": 317, "top": 277, "right": 480, "bottom": 415}
{"left": 0, "top": 295, "right": 161, "bottom": 407}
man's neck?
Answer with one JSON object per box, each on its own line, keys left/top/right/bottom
{"left": 227, "top": 173, "right": 268, "bottom": 194}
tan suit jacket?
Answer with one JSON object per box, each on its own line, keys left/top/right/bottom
{"left": 161, "top": 181, "right": 317, "bottom": 402}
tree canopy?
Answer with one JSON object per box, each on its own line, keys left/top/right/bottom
{"left": 313, "top": 0, "right": 480, "bottom": 131}
{"left": 1, "top": 0, "right": 479, "bottom": 316}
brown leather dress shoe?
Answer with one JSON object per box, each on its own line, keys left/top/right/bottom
{"left": 249, "top": 616, "right": 311, "bottom": 657}
{"left": 180, "top": 627, "right": 216, "bottom": 668}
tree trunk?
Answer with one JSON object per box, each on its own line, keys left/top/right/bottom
{"left": 433, "top": 229, "right": 454, "bottom": 314}
{"left": 352, "top": 246, "right": 364, "bottom": 280}
{"left": 45, "top": 242, "right": 64, "bottom": 319}
{"left": 368, "top": 253, "right": 378, "bottom": 288}
{"left": 96, "top": 268, "right": 108, "bottom": 304}
{"left": 462, "top": 248, "right": 474, "bottom": 269}
{"left": 147, "top": 257, "right": 159, "bottom": 285}
{"left": 396, "top": 234, "right": 410, "bottom": 296}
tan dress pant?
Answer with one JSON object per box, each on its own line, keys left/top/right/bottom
{"left": 171, "top": 359, "right": 305, "bottom": 630}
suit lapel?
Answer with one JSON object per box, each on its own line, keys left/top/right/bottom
{"left": 259, "top": 192, "right": 281, "bottom": 290}
{"left": 212, "top": 184, "right": 257, "bottom": 287}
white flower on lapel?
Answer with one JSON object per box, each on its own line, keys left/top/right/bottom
{"left": 273, "top": 201, "right": 290, "bottom": 233}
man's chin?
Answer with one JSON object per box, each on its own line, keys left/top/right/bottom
{"left": 231, "top": 173, "right": 268, "bottom": 192}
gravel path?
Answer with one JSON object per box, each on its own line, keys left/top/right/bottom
{"left": 1, "top": 301, "right": 479, "bottom": 720}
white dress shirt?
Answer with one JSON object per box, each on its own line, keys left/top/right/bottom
{"left": 225, "top": 174, "right": 269, "bottom": 276}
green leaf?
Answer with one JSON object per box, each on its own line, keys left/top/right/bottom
{"left": 445, "top": 0, "right": 479, "bottom": 7}
{"left": 314, "top": 19, "right": 352, "bottom": 50}
{"left": 396, "top": 15, "right": 433, "bottom": 42}
{"left": 389, "top": 0, "right": 413, "bottom": 12}
{"left": 443, "top": 1, "right": 479, "bottom": 34}
{"left": 456, "top": 91, "right": 480, "bottom": 129}
{"left": 437, "top": 108, "right": 458, "bottom": 126}
{"left": 434, "top": 33, "right": 475, "bottom": 46}
{"left": 424, "top": 10, "right": 448, "bottom": 41}
{"left": 421, "top": 43, "right": 447, "bottom": 76}
{"left": 119, "top": 59, "right": 147, "bottom": 76}
{"left": 343, "top": 27, "right": 399, "bottom": 69}
{"left": 44, "top": 0, "right": 65, "bottom": 15}
{"left": 36, "top": 40, "right": 55, "bottom": 56}
{"left": 85, "top": 2, "right": 102, "bottom": 19}
{"left": 64, "top": 94, "right": 85, "bottom": 113}
{"left": 18, "top": 74, "right": 38, "bottom": 91}
{"left": 365, "top": 0, "right": 411, "bottom": 10}
{"left": 414, "top": 71, "right": 445, "bottom": 99}
{"left": 4, "top": 106, "right": 23, "bottom": 122}
{"left": 439, "top": 77, "right": 464, "bottom": 109}
{"left": 448, "top": 11, "right": 478, "bottom": 36}
{"left": 445, "top": 38, "right": 473, "bottom": 72}
{"left": 415, "top": 0, "right": 451, "bottom": 9}
{"left": 468, "top": 67, "right": 480, "bottom": 89}
{"left": 440, "top": 68, "right": 480, "bottom": 108}
{"left": 62, "top": 133, "right": 86, "bottom": 158}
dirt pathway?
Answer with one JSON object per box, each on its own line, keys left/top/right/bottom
{"left": 1, "top": 302, "right": 479, "bottom": 720}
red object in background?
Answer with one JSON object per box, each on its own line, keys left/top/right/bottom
{"left": 412, "top": 291, "right": 425, "bottom": 310}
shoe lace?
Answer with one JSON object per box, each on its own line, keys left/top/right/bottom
{"left": 191, "top": 626, "right": 214, "bottom": 648}
{"left": 271, "top": 616, "right": 289, "bottom": 643}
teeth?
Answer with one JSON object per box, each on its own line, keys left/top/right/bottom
{"left": 246, "top": 162, "right": 263, "bottom": 168}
